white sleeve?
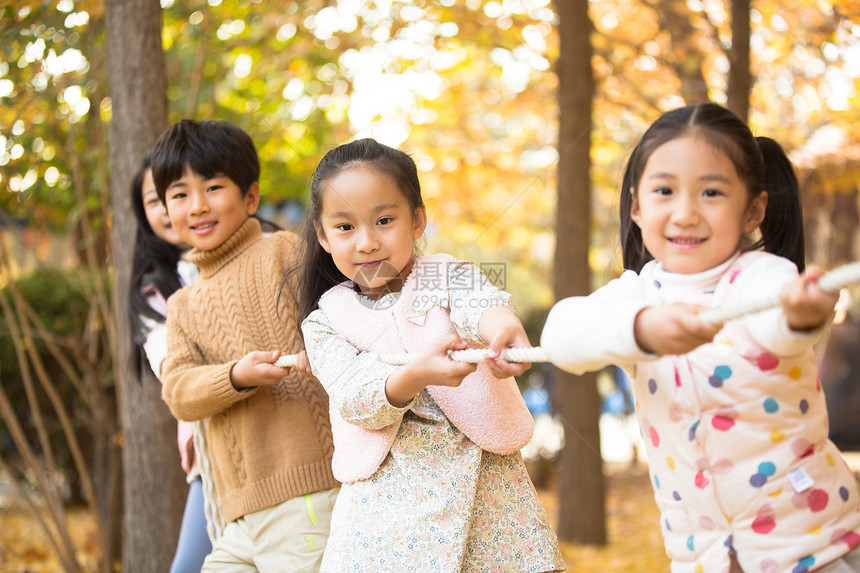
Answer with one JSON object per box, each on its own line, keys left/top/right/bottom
{"left": 141, "top": 316, "right": 168, "bottom": 382}
{"left": 140, "top": 261, "right": 198, "bottom": 384}
{"left": 540, "top": 271, "right": 655, "bottom": 375}
{"left": 736, "top": 256, "right": 830, "bottom": 356}
{"left": 177, "top": 259, "right": 200, "bottom": 286}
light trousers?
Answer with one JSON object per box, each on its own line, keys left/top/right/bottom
{"left": 202, "top": 487, "right": 339, "bottom": 573}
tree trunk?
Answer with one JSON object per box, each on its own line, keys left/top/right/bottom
{"left": 661, "top": 0, "right": 711, "bottom": 105}
{"left": 830, "top": 188, "right": 860, "bottom": 267}
{"left": 104, "top": 1, "right": 186, "bottom": 570}
{"left": 727, "top": 0, "right": 752, "bottom": 121}
{"left": 553, "top": 0, "right": 606, "bottom": 545}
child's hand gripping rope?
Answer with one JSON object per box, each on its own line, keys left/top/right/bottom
{"left": 274, "top": 261, "right": 860, "bottom": 369}
{"left": 260, "top": 350, "right": 315, "bottom": 378}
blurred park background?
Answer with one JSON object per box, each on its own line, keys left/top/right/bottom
{"left": 1, "top": 0, "right": 859, "bottom": 571}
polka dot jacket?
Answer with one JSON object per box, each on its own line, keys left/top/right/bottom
{"left": 542, "top": 251, "right": 860, "bottom": 573}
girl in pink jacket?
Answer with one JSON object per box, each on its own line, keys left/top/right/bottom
{"left": 294, "top": 138, "right": 565, "bottom": 573}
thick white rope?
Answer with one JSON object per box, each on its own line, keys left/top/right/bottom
{"left": 273, "top": 261, "right": 860, "bottom": 368}
{"left": 274, "top": 354, "right": 298, "bottom": 367}
{"left": 274, "top": 346, "right": 550, "bottom": 367}
{"left": 377, "top": 346, "right": 551, "bottom": 366}
{"left": 698, "top": 260, "right": 860, "bottom": 326}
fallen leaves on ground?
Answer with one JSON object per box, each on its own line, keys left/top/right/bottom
{"left": 0, "top": 463, "right": 668, "bottom": 572}
{"left": 0, "top": 504, "right": 98, "bottom": 573}
{"left": 539, "top": 464, "right": 671, "bottom": 572}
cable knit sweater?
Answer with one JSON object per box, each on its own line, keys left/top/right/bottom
{"left": 161, "top": 217, "right": 338, "bottom": 523}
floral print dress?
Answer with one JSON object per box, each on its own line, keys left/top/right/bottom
{"left": 302, "top": 262, "right": 565, "bottom": 573}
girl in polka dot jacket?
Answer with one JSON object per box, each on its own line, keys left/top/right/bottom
{"left": 541, "top": 103, "right": 860, "bottom": 573}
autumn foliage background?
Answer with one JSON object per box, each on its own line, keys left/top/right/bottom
{"left": 1, "top": 0, "right": 860, "bottom": 571}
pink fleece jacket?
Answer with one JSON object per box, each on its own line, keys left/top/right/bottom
{"left": 317, "top": 254, "right": 534, "bottom": 483}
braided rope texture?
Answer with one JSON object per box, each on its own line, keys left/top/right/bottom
{"left": 278, "top": 346, "right": 549, "bottom": 366}
{"left": 699, "top": 260, "right": 860, "bottom": 325}
{"left": 276, "top": 261, "right": 860, "bottom": 367}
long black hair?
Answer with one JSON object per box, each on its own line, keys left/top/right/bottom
{"left": 128, "top": 153, "right": 184, "bottom": 378}
{"left": 284, "top": 138, "right": 425, "bottom": 323}
{"left": 619, "top": 102, "right": 805, "bottom": 273}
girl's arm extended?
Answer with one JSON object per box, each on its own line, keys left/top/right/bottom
{"left": 633, "top": 304, "right": 722, "bottom": 355}
{"left": 377, "top": 261, "right": 507, "bottom": 406}
{"left": 447, "top": 261, "right": 513, "bottom": 342}
{"left": 541, "top": 270, "right": 656, "bottom": 375}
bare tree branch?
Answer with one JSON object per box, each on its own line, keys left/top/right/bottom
{"left": 0, "top": 385, "right": 81, "bottom": 573}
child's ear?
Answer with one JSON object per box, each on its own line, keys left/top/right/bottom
{"left": 629, "top": 191, "right": 641, "bottom": 226}
{"left": 244, "top": 182, "right": 261, "bottom": 216}
{"left": 314, "top": 222, "right": 331, "bottom": 253}
{"left": 412, "top": 204, "right": 427, "bottom": 239}
{"left": 744, "top": 191, "right": 768, "bottom": 233}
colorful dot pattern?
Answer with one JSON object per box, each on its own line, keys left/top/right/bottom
{"left": 632, "top": 253, "right": 860, "bottom": 572}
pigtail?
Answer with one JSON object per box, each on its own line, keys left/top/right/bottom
{"left": 619, "top": 144, "right": 651, "bottom": 272}
{"left": 754, "top": 136, "right": 806, "bottom": 272}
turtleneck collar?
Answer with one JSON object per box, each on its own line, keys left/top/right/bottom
{"left": 188, "top": 217, "right": 262, "bottom": 279}
{"left": 649, "top": 251, "right": 741, "bottom": 301}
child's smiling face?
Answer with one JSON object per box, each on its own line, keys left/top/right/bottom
{"left": 631, "top": 134, "right": 768, "bottom": 274}
{"left": 164, "top": 165, "right": 260, "bottom": 252}
{"left": 315, "top": 166, "right": 426, "bottom": 299}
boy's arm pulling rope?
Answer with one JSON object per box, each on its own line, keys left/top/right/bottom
{"left": 274, "top": 261, "right": 860, "bottom": 368}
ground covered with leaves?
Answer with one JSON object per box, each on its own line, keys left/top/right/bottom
{"left": 550, "top": 466, "right": 670, "bottom": 572}
{"left": 0, "top": 505, "right": 98, "bottom": 572}
{"left": 0, "top": 464, "right": 669, "bottom": 572}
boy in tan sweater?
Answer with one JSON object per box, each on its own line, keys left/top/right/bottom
{"left": 152, "top": 119, "right": 338, "bottom": 572}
